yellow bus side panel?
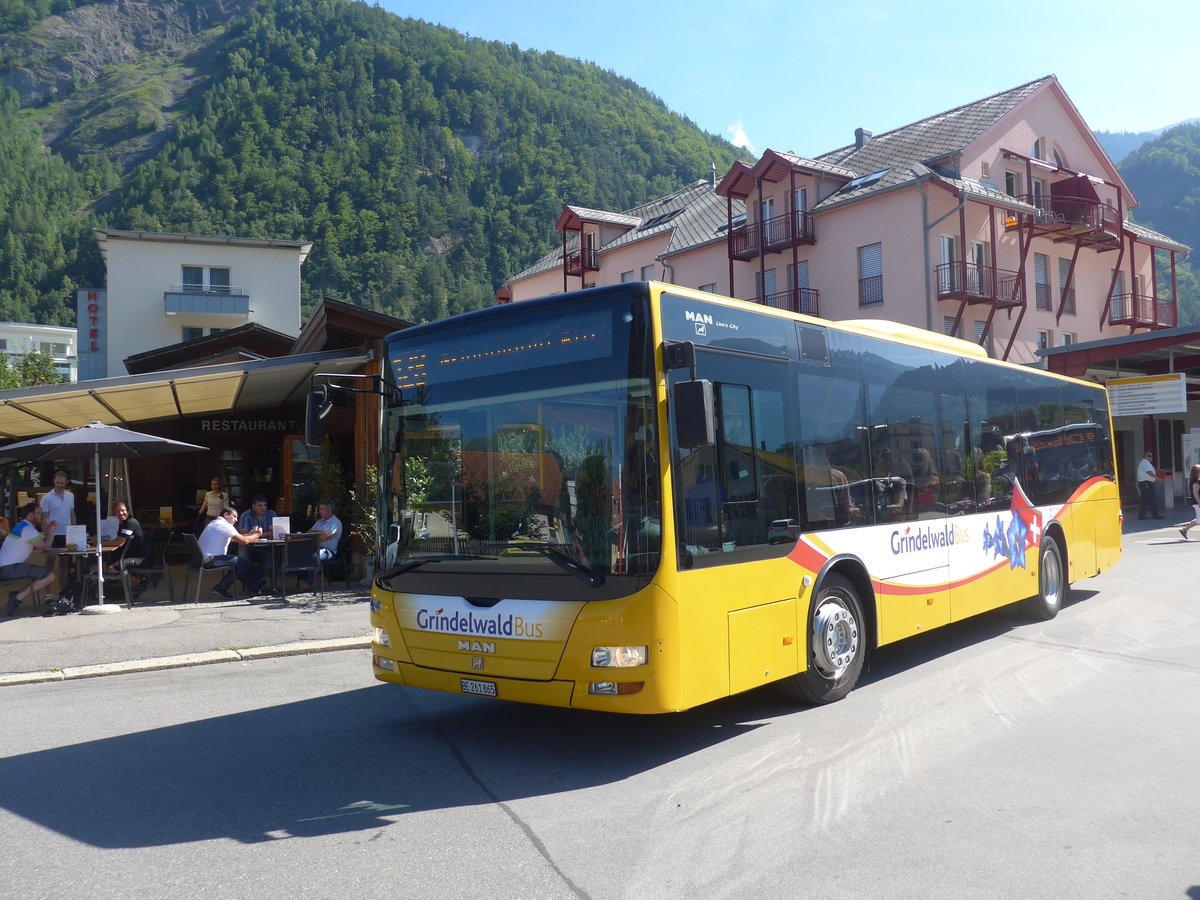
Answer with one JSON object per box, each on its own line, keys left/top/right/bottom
{"left": 728, "top": 598, "right": 799, "bottom": 695}
{"left": 658, "top": 559, "right": 808, "bottom": 708}
{"left": 875, "top": 570, "right": 951, "bottom": 646}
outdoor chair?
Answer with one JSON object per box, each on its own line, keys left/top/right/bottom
{"left": 281, "top": 532, "right": 323, "bottom": 603}
{"left": 182, "top": 532, "right": 239, "bottom": 603}
{"left": 125, "top": 526, "right": 176, "bottom": 605}
{"left": 322, "top": 528, "right": 352, "bottom": 590}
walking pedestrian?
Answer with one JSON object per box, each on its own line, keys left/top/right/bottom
{"left": 1179, "top": 464, "right": 1200, "bottom": 539}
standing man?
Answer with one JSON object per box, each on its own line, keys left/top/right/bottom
{"left": 41, "top": 470, "right": 75, "bottom": 580}
{"left": 298, "top": 500, "right": 342, "bottom": 591}
{"left": 1137, "top": 451, "right": 1163, "bottom": 520}
{"left": 3, "top": 502, "right": 58, "bottom": 616}
{"left": 198, "top": 507, "right": 263, "bottom": 601}
{"left": 238, "top": 495, "right": 276, "bottom": 588}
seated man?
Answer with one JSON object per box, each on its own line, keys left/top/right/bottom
{"left": 298, "top": 499, "right": 342, "bottom": 591}
{"left": 198, "top": 507, "right": 263, "bottom": 601}
{"left": 100, "top": 501, "right": 147, "bottom": 598}
{"left": 237, "top": 494, "right": 277, "bottom": 585}
{"left": 3, "top": 502, "right": 58, "bottom": 616}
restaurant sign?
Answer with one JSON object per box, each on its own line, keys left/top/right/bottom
{"left": 201, "top": 418, "right": 298, "bottom": 432}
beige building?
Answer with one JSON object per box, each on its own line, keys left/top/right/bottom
{"left": 78, "top": 230, "right": 313, "bottom": 379}
{"left": 500, "top": 76, "right": 1188, "bottom": 366}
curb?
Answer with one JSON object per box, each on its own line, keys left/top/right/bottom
{"left": 0, "top": 635, "right": 371, "bottom": 687}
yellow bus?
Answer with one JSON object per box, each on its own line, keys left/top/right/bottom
{"left": 367, "top": 282, "right": 1121, "bottom": 713}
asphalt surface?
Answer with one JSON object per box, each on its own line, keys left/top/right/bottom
{"left": 0, "top": 508, "right": 1176, "bottom": 687}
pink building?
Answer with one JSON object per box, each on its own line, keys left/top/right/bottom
{"left": 499, "top": 76, "right": 1188, "bottom": 365}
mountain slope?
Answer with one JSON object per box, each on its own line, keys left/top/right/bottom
{"left": 0, "top": 0, "right": 748, "bottom": 325}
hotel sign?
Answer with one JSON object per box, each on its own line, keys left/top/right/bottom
{"left": 76, "top": 288, "right": 107, "bottom": 380}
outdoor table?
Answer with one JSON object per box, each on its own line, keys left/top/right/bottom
{"left": 56, "top": 545, "right": 117, "bottom": 607}
{"left": 249, "top": 537, "right": 287, "bottom": 592}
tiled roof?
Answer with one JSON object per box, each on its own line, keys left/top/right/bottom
{"left": 507, "top": 181, "right": 744, "bottom": 283}
{"left": 769, "top": 150, "right": 857, "bottom": 180}
{"left": 1125, "top": 220, "right": 1190, "bottom": 252}
{"left": 561, "top": 206, "right": 642, "bottom": 228}
{"left": 812, "top": 76, "right": 1052, "bottom": 210}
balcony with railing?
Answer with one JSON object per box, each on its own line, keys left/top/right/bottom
{"left": 754, "top": 287, "right": 819, "bottom": 316}
{"left": 1109, "top": 293, "right": 1177, "bottom": 329}
{"left": 1006, "top": 194, "right": 1121, "bottom": 247}
{"left": 564, "top": 247, "right": 599, "bottom": 277}
{"left": 729, "top": 210, "right": 815, "bottom": 260}
{"left": 858, "top": 274, "right": 883, "bottom": 306}
{"left": 934, "top": 262, "right": 1024, "bottom": 308}
{"left": 164, "top": 283, "right": 250, "bottom": 319}
{"left": 1060, "top": 287, "right": 1076, "bottom": 316}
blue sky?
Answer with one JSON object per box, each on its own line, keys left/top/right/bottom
{"left": 377, "top": 0, "right": 1199, "bottom": 157}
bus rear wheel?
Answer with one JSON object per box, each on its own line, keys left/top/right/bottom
{"left": 784, "top": 574, "right": 866, "bottom": 705}
{"left": 1025, "top": 539, "right": 1065, "bottom": 621}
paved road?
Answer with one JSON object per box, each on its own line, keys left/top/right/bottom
{"left": 1, "top": 522, "right": 1198, "bottom": 898}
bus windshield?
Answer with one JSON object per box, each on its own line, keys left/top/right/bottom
{"left": 379, "top": 291, "right": 660, "bottom": 601}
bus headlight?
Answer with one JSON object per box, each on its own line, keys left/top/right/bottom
{"left": 373, "top": 627, "right": 391, "bottom": 647}
{"left": 591, "top": 646, "right": 647, "bottom": 667}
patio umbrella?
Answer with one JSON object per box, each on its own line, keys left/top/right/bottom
{"left": 0, "top": 421, "right": 207, "bottom": 608}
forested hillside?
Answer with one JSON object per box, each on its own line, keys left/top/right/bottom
{"left": 0, "top": 0, "right": 747, "bottom": 325}
{"left": 1121, "top": 124, "right": 1200, "bottom": 324}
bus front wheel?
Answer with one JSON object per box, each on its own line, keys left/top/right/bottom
{"left": 1025, "top": 538, "right": 1065, "bottom": 621}
{"left": 784, "top": 574, "right": 866, "bottom": 705}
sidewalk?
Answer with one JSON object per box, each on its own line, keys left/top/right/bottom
{"left": 0, "top": 580, "right": 373, "bottom": 686}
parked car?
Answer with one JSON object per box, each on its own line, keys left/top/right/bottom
{"left": 767, "top": 518, "right": 800, "bottom": 544}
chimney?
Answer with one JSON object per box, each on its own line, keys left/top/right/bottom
{"left": 709, "top": 162, "right": 717, "bottom": 189}
{"left": 855, "top": 127, "right": 873, "bottom": 150}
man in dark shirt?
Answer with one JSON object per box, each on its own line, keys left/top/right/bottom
{"left": 102, "top": 501, "right": 146, "bottom": 596}
{"left": 238, "top": 495, "right": 277, "bottom": 587}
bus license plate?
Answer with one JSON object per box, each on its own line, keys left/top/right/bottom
{"left": 460, "top": 678, "right": 497, "bottom": 698}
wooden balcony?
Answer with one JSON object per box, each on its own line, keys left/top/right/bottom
{"left": 934, "top": 262, "right": 1024, "bottom": 309}
{"left": 729, "top": 210, "right": 815, "bottom": 260}
{"left": 1005, "top": 195, "right": 1121, "bottom": 248}
{"left": 1109, "top": 293, "right": 1177, "bottom": 329}
{"left": 564, "top": 247, "right": 599, "bottom": 277}
{"left": 755, "top": 287, "right": 819, "bottom": 316}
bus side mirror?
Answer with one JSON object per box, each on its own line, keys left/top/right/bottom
{"left": 305, "top": 388, "right": 332, "bottom": 448}
{"left": 674, "top": 379, "right": 715, "bottom": 448}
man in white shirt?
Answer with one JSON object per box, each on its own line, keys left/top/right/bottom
{"left": 3, "top": 502, "right": 58, "bottom": 616}
{"left": 198, "top": 507, "right": 264, "bottom": 600}
{"left": 1136, "top": 451, "right": 1163, "bottom": 520}
{"left": 41, "top": 470, "right": 75, "bottom": 580}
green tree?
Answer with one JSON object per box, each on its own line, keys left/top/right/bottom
{"left": 0, "top": 351, "right": 65, "bottom": 389}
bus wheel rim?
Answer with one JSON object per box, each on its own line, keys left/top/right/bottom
{"left": 813, "top": 596, "right": 859, "bottom": 678}
{"left": 1042, "top": 547, "right": 1062, "bottom": 609}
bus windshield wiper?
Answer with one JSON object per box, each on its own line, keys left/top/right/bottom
{"left": 378, "top": 554, "right": 498, "bottom": 583}
{"left": 522, "top": 542, "right": 605, "bottom": 587}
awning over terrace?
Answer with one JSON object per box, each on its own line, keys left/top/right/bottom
{"left": 0, "top": 349, "right": 369, "bottom": 440}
